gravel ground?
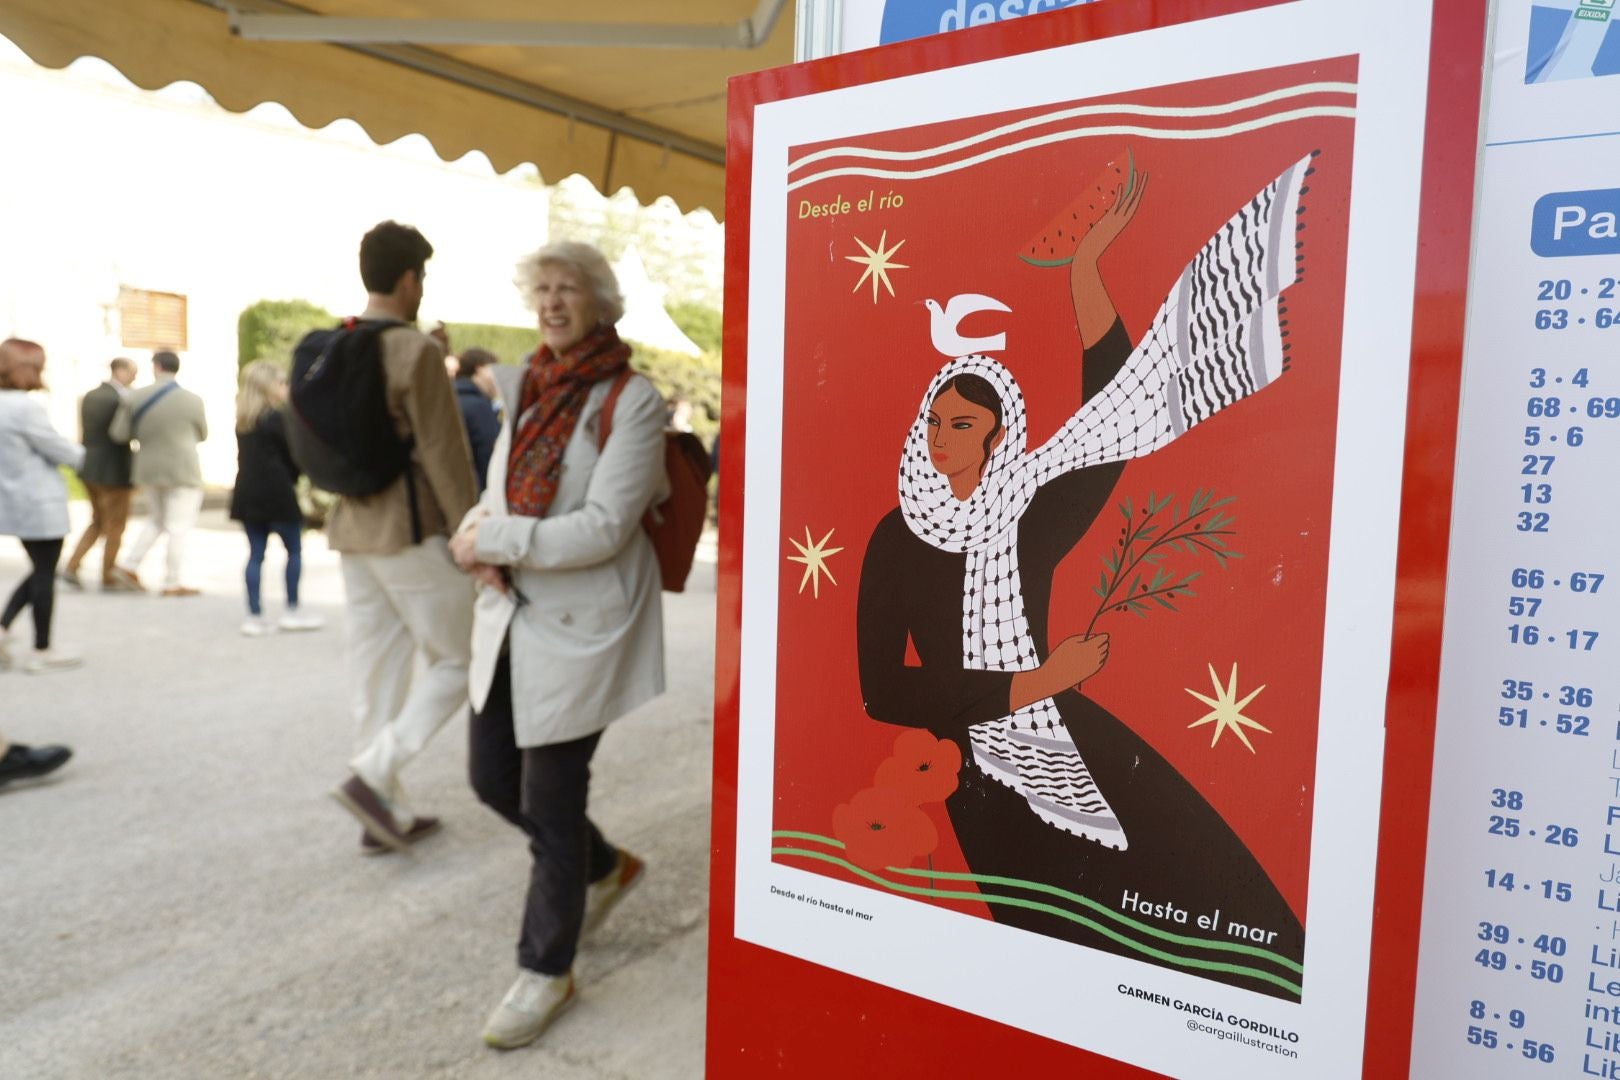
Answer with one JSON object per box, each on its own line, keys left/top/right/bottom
{"left": 0, "top": 507, "right": 714, "bottom": 1079}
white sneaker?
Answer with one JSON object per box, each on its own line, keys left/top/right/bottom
{"left": 240, "top": 616, "right": 276, "bottom": 637}
{"left": 277, "top": 610, "right": 325, "bottom": 633}
{"left": 22, "top": 649, "right": 82, "bottom": 675}
{"left": 481, "top": 970, "right": 575, "bottom": 1050}
{"left": 0, "top": 631, "right": 12, "bottom": 671}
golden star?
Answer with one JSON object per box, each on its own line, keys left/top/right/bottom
{"left": 786, "top": 527, "right": 844, "bottom": 599}
{"left": 1185, "top": 662, "right": 1272, "bottom": 753}
{"left": 845, "top": 231, "right": 910, "bottom": 303}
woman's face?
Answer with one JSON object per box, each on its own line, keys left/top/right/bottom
{"left": 270, "top": 374, "right": 289, "bottom": 406}
{"left": 534, "top": 263, "right": 601, "bottom": 355}
{"left": 927, "top": 385, "right": 1002, "bottom": 495}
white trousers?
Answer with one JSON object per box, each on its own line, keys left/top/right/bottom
{"left": 341, "top": 537, "right": 474, "bottom": 826}
{"left": 122, "top": 485, "right": 203, "bottom": 589}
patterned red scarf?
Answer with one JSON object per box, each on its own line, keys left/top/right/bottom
{"left": 505, "top": 324, "right": 631, "bottom": 518}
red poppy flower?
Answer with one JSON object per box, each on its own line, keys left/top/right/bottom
{"left": 832, "top": 786, "right": 939, "bottom": 871}
{"left": 874, "top": 729, "right": 963, "bottom": 805}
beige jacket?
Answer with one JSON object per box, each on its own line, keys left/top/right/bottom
{"left": 465, "top": 363, "right": 669, "bottom": 747}
{"left": 325, "top": 317, "right": 478, "bottom": 555}
{"left": 110, "top": 377, "right": 207, "bottom": 488}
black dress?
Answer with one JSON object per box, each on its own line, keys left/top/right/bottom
{"left": 855, "top": 320, "right": 1306, "bottom": 1000}
{"left": 229, "top": 409, "right": 302, "bottom": 524}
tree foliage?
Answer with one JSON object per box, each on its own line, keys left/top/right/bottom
{"left": 665, "top": 301, "right": 722, "bottom": 355}
{"left": 235, "top": 303, "right": 720, "bottom": 448}
{"left": 237, "top": 299, "right": 336, "bottom": 371}
{"left": 447, "top": 320, "right": 720, "bottom": 445}
{"left": 442, "top": 322, "right": 539, "bottom": 366}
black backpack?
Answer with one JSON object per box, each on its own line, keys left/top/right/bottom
{"left": 286, "top": 318, "right": 421, "bottom": 539}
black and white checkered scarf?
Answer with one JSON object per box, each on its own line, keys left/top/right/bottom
{"left": 897, "top": 154, "right": 1313, "bottom": 850}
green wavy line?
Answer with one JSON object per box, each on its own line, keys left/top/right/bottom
{"left": 772, "top": 847, "right": 1302, "bottom": 998}
{"left": 770, "top": 829, "right": 1303, "bottom": 976}
{"left": 772, "top": 830, "right": 846, "bottom": 848}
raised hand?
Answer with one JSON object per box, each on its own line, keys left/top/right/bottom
{"left": 1076, "top": 172, "right": 1150, "bottom": 264}
{"left": 1069, "top": 172, "right": 1150, "bottom": 349}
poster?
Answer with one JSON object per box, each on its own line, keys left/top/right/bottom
{"left": 769, "top": 59, "right": 1351, "bottom": 1009}
{"left": 716, "top": 1, "right": 1484, "bottom": 1075}
{"left": 1409, "top": 0, "right": 1620, "bottom": 1074}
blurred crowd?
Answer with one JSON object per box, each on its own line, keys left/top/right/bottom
{"left": 0, "top": 221, "right": 706, "bottom": 1052}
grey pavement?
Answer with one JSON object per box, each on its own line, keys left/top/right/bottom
{"left": 0, "top": 505, "right": 715, "bottom": 1079}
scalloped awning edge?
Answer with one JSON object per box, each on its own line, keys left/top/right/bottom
{"left": 0, "top": 0, "right": 726, "bottom": 216}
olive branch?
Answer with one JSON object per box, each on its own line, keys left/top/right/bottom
{"left": 1085, "top": 489, "right": 1241, "bottom": 635}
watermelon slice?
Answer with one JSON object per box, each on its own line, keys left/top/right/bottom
{"left": 1018, "top": 149, "right": 1137, "bottom": 268}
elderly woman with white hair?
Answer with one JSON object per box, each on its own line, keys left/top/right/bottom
{"left": 449, "top": 240, "right": 668, "bottom": 1050}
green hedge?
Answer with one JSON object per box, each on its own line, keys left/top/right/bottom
{"left": 238, "top": 299, "right": 336, "bottom": 371}
{"left": 236, "top": 302, "right": 718, "bottom": 448}
{"left": 442, "top": 322, "right": 539, "bottom": 366}
{"left": 446, "top": 320, "right": 719, "bottom": 445}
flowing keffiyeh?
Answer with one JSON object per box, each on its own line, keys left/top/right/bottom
{"left": 505, "top": 324, "right": 631, "bottom": 519}
{"left": 897, "top": 154, "right": 1314, "bottom": 850}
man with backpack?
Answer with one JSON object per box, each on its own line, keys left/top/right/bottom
{"left": 293, "top": 220, "right": 478, "bottom": 853}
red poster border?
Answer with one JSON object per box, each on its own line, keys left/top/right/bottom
{"left": 709, "top": 2, "right": 1486, "bottom": 1075}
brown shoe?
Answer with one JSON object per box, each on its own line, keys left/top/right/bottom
{"left": 332, "top": 775, "right": 409, "bottom": 852}
{"left": 107, "top": 568, "right": 144, "bottom": 592}
{"left": 360, "top": 816, "right": 442, "bottom": 855}
{"left": 160, "top": 586, "right": 200, "bottom": 597}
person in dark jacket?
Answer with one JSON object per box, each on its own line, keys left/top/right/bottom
{"left": 453, "top": 348, "right": 502, "bottom": 495}
{"left": 61, "top": 357, "right": 138, "bottom": 591}
{"left": 230, "top": 361, "right": 323, "bottom": 637}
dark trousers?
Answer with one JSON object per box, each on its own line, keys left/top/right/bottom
{"left": 243, "top": 521, "right": 302, "bottom": 616}
{"left": 2, "top": 539, "right": 64, "bottom": 650}
{"left": 469, "top": 653, "right": 617, "bottom": 975}
{"left": 65, "top": 483, "right": 132, "bottom": 579}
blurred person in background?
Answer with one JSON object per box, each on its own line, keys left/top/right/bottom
{"left": 453, "top": 347, "right": 501, "bottom": 495}
{"left": 667, "top": 396, "right": 694, "bottom": 433}
{"left": 430, "top": 322, "right": 457, "bottom": 378}
{"left": 61, "top": 357, "right": 138, "bottom": 592}
{"left": 230, "top": 361, "right": 323, "bottom": 637}
{"left": 111, "top": 350, "right": 209, "bottom": 597}
{"left": 0, "top": 339, "right": 86, "bottom": 673}
{"left": 451, "top": 240, "right": 667, "bottom": 1051}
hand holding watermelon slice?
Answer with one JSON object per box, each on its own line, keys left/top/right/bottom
{"left": 1018, "top": 148, "right": 1145, "bottom": 268}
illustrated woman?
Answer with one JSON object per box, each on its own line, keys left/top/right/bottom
{"left": 857, "top": 157, "right": 1313, "bottom": 998}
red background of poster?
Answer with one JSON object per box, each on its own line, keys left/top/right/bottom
{"left": 710, "top": 1, "right": 1484, "bottom": 1075}
{"left": 769, "top": 57, "right": 1356, "bottom": 929}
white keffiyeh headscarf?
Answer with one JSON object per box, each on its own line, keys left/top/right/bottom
{"left": 898, "top": 153, "right": 1314, "bottom": 851}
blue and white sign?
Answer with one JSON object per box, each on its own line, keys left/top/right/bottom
{"left": 1531, "top": 188, "right": 1620, "bottom": 257}
{"left": 1526, "top": 0, "right": 1620, "bottom": 82}
{"left": 879, "top": 0, "right": 1098, "bottom": 44}
{"left": 1412, "top": 1, "right": 1620, "bottom": 1075}
{"left": 827, "top": 0, "right": 1101, "bottom": 57}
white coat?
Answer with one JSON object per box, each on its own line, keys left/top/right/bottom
{"left": 465, "top": 364, "right": 670, "bottom": 747}
{"left": 0, "top": 390, "right": 86, "bottom": 540}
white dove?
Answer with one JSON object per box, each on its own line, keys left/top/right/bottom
{"left": 925, "top": 293, "right": 1012, "bottom": 356}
